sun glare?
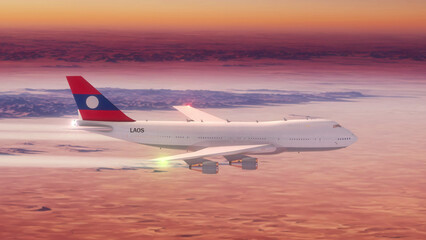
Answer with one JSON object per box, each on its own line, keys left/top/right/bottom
{"left": 71, "top": 119, "right": 78, "bottom": 128}
{"left": 157, "top": 159, "right": 169, "bottom": 168}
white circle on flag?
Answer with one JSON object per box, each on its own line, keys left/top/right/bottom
{"left": 86, "top": 96, "right": 99, "bottom": 109}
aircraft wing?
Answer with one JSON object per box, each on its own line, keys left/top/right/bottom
{"left": 154, "top": 144, "right": 273, "bottom": 162}
{"left": 173, "top": 105, "right": 225, "bottom": 122}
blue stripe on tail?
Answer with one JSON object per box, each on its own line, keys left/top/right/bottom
{"left": 73, "top": 94, "right": 119, "bottom": 111}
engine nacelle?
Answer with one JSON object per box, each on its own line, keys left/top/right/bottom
{"left": 229, "top": 157, "right": 258, "bottom": 170}
{"left": 188, "top": 161, "right": 219, "bottom": 174}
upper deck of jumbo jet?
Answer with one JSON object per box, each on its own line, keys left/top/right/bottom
{"left": 76, "top": 118, "right": 344, "bottom": 133}
{"left": 78, "top": 118, "right": 333, "bottom": 126}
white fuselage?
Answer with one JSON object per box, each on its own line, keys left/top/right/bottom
{"left": 76, "top": 119, "right": 357, "bottom": 154}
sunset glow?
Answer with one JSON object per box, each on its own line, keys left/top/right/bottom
{"left": 1, "top": 0, "right": 425, "bottom": 33}
{"left": 0, "top": 1, "right": 425, "bottom": 239}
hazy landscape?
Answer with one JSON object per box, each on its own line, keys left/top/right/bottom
{"left": 0, "top": 18, "right": 425, "bottom": 239}
{"left": 0, "top": 80, "right": 425, "bottom": 239}
{"left": 1, "top": 0, "right": 426, "bottom": 238}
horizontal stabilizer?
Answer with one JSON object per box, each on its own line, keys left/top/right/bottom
{"left": 71, "top": 126, "right": 113, "bottom": 132}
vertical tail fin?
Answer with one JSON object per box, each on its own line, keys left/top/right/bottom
{"left": 66, "top": 76, "right": 135, "bottom": 122}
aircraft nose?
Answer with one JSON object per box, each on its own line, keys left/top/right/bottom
{"left": 343, "top": 128, "right": 357, "bottom": 145}
{"left": 351, "top": 134, "right": 358, "bottom": 143}
{"left": 349, "top": 130, "right": 358, "bottom": 144}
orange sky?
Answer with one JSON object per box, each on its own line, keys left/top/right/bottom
{"left": 1, "top": 0, "right": 425, "bottom": 33}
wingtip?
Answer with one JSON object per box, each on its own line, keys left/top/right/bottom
{"left": 173, "top": 105, "right": 192, "bottom": 109}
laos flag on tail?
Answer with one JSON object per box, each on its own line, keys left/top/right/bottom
{"left": 66, "top": 76, "right": 135, "bottom": 122}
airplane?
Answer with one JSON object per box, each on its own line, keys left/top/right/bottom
{"left": 67, "top": 76, "right": 357, "bottom": 174}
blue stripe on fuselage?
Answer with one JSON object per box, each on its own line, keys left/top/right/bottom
{"left": 73, "top": 94, "right": 119, "bottom": 111}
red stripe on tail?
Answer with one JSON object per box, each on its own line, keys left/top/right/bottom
{"left": 67, "top": 76, "right": 101, "bottom": 95}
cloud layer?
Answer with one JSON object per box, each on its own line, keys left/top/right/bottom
{"left": 0, "top": 31, "right": 424, "bottom": 64}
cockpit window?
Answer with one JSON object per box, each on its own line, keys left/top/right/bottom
{"left": 333, "top": 124, "right": 342, "bottom": 128}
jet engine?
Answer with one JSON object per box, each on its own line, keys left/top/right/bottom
{"left": 185, "top": 159, "right": 219, "bottom": 174}
{"left": 227, "top": 155, "right": 258, "bottom": 170}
